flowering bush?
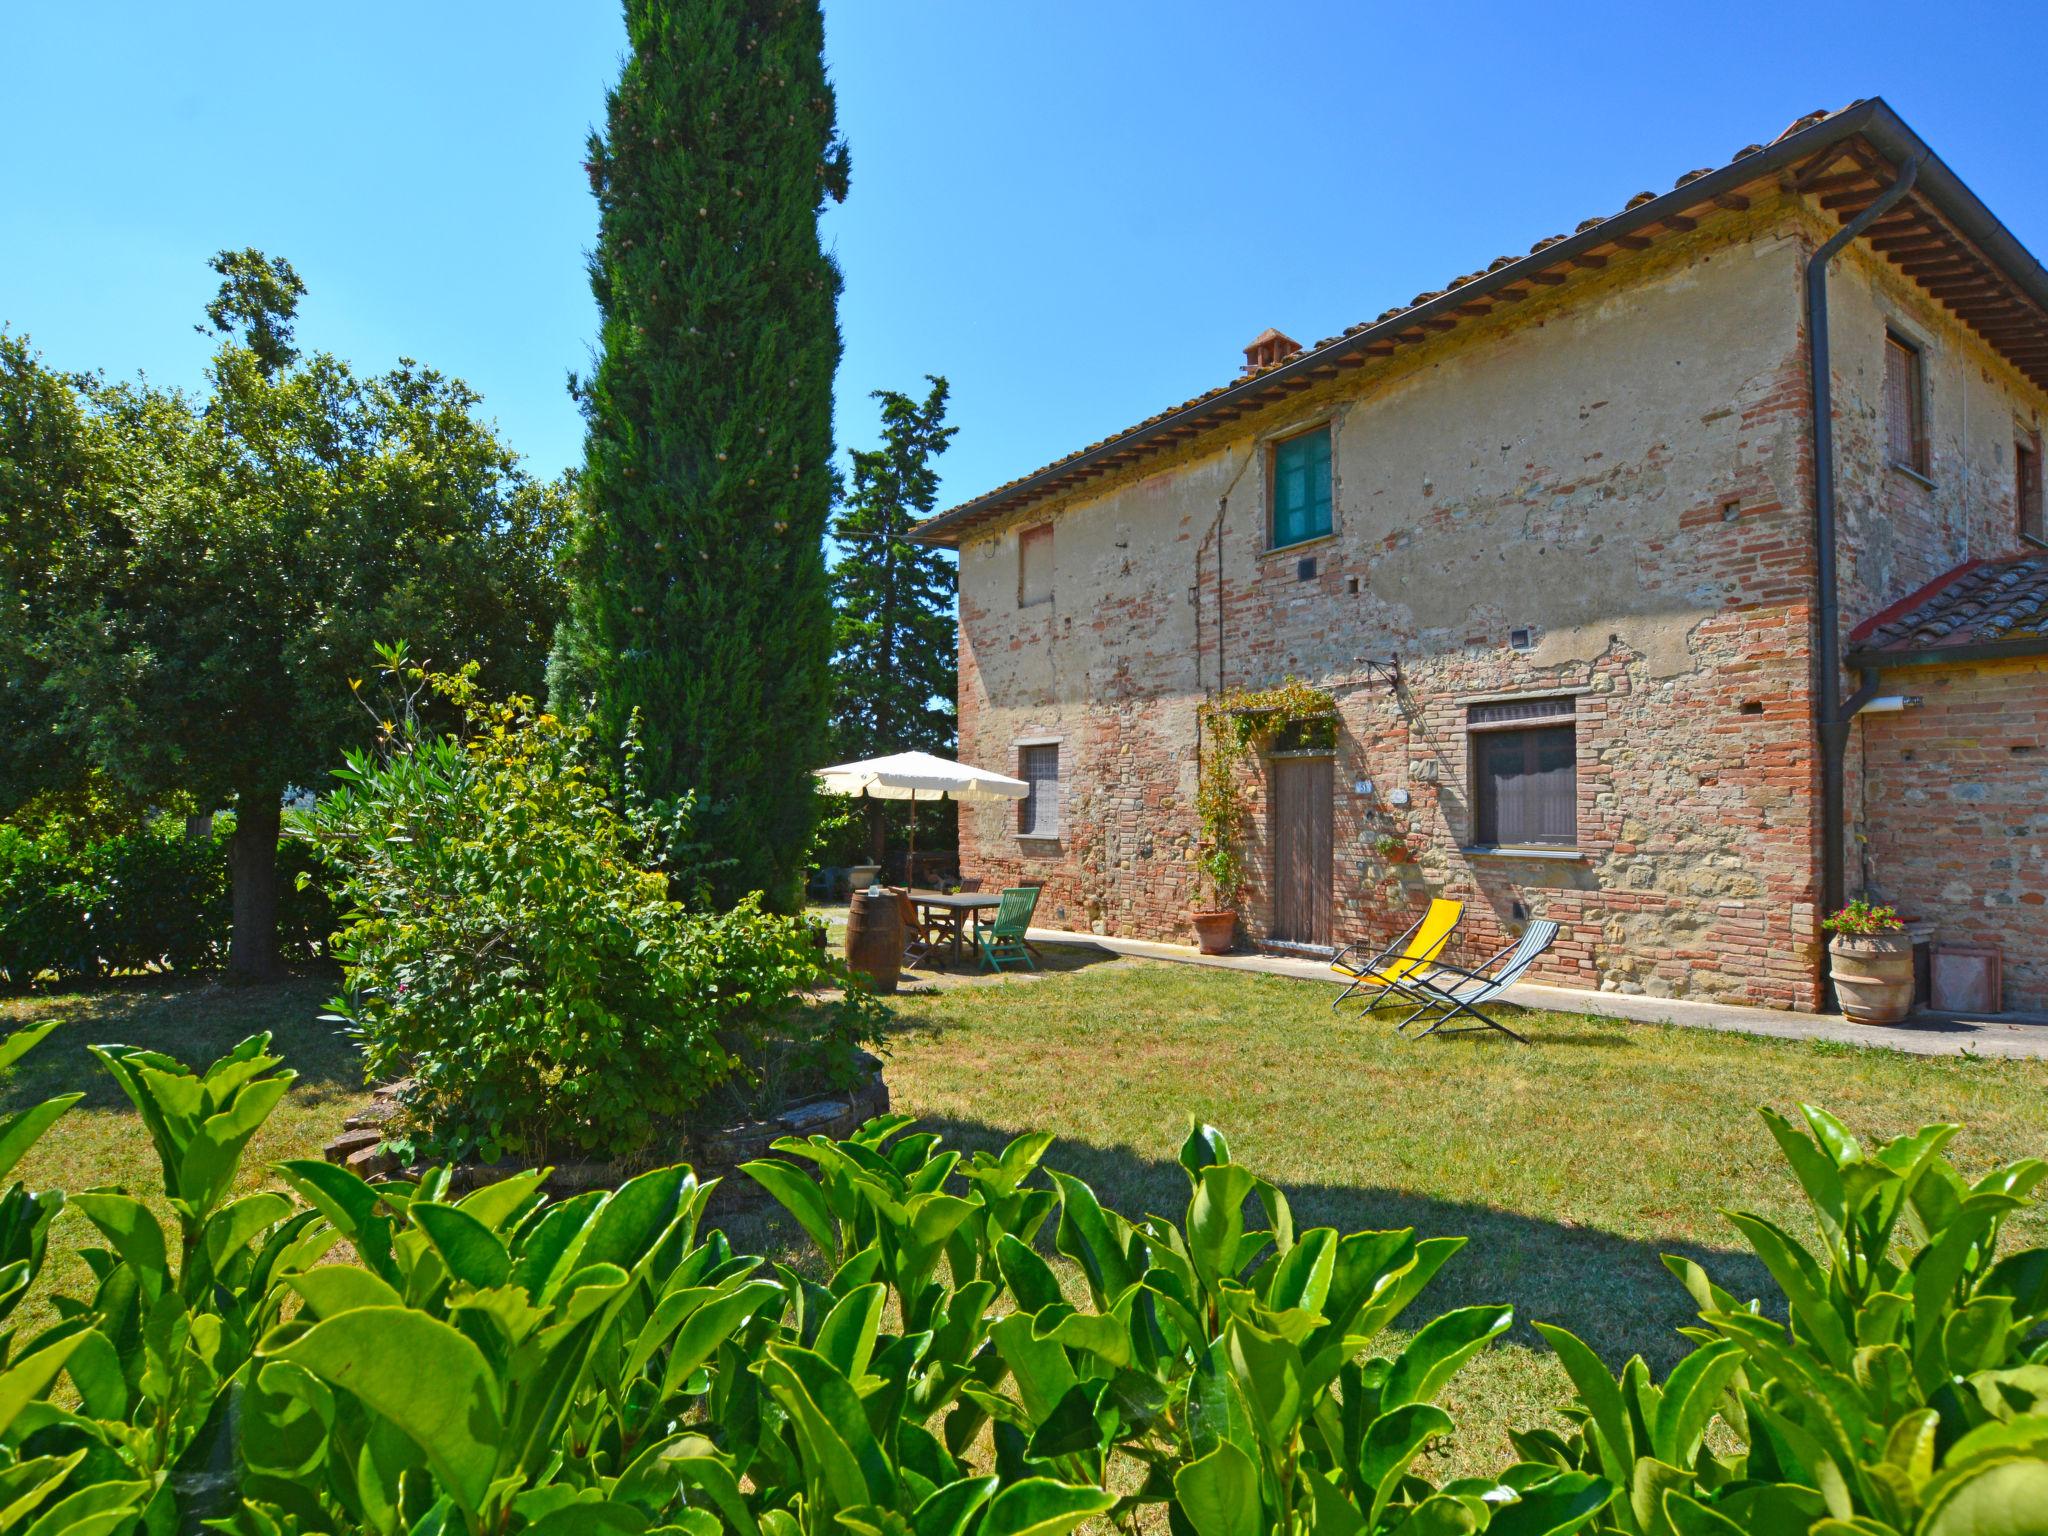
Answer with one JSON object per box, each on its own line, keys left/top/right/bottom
{"left": 308, "top": 658, "right": 883, "bottom": 1162}
{"left": 1821, "top": 896, "right": 1905, "bottom": 936}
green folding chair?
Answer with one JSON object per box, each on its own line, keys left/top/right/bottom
{"left": 975, "top": 886, "right": 1041, "bottom": 972}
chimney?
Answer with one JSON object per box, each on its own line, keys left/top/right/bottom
{"left": 1243, "top": 327, "right": 1301, "bottom": 375}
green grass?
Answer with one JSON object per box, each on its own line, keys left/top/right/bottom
{"left": 5, "top": 951, "right": 2046, "bottom": 1477}
{"left": 869, "top": 952, "right": 2048, "bottom": 1472}
{"left": 1, "top": 975, "right": 373, "bottom": 1334}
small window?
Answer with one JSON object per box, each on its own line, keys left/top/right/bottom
{"left": 1270, "top": 426, "right": 1332, "bottom": 549}
{"left": 2018, "top": 435, "right": 2043, "bottom": 543}
{"left": 1884, "top": 331, "right": 1929, "bottom": 476}
{"left": 1018, "top": 744, "right": 1060, "bottom": 838}
{"left": 1018, "top": 525, "right": 1053, "bottom": 607}
{"left": 1469, "top": 697, "right": 1577, "bottom": 848}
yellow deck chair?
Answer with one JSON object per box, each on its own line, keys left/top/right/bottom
{"left": 1329, "top": 899, "right": 1463, "bottom": 1012}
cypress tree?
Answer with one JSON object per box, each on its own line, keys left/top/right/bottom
{"left": 564, "top": 0, "right": 849, "bottom": 911}
{"left": 829, "top": 378, "right": 959, "bottom": 861}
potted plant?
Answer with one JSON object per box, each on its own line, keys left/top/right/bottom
{"left": 1192, "top": 707, "right": 1252, "bottom": 954}
{"left": 1373, "top": 833, "right": 1414, "bottom": 865}
{"left": 1823, "top": 898, "right": 1914, "bottom": 1024}
{"left": 1191, "top": 841, "right": 1244, "bottom": 955}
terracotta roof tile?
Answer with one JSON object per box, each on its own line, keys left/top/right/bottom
{"left": 1850, "top": 553, "right": 2048, "bottom": 656}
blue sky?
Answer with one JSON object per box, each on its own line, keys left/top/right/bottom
{"left": 5, "top": 3, "right": 2044, "bottom": 516}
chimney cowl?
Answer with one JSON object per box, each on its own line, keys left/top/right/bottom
{"left": 1243, "top": 327, "right": 1302, "bottom": 375}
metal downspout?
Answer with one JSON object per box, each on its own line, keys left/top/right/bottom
{"left": 1807, "top": 155, "right": 1919, "bottom": 971}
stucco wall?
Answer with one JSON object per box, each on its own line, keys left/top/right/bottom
{"left": 1855, "top": 657, "right": 2048, "bottom": 1011}
{"left": 958, "top": 207, "right": 1836, "bottom": 1006}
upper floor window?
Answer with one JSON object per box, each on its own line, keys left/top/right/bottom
{"left": 1884, "top": 331, "right": 1929, "bottom": 477}
{"left": 1017, "top": 743, "right": 1060, "bottom": 838}
{"left": 1469, "top": 696, "right": 1577, "bottom": 848}
{"left": 1270, "top": 425, "right": 1332, "bottom": 549}
{"left": 1018, "top": 524, "right": 1053, "bottom": 607}
{"left": 2018, "top": 433, "right": 2043, "bottom": 544}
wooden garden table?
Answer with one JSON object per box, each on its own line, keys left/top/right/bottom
{"left": 907, "top": 890, "right": 1004, "bottom": 967}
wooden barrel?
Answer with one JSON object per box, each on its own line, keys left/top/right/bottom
{"left": 844, "top": 889, "right": 903, "bottom": 996}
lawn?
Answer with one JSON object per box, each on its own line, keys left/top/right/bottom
{"left": 6, "top": 950, "right": 2047, "bottom": 1478}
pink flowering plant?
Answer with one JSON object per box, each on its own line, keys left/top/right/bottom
{"left": 1821, "top": 897, "right": 1906, "bottom": 937}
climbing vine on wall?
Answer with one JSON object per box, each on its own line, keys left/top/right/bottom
{"left": 1193, "top": 678, "right": 1338, "bottom": 910}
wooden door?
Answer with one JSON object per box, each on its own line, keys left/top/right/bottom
{"left": 1271, "top": 755, "right": 1333, "bottom": 946}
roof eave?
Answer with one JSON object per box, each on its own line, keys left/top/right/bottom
{"left": 917, "top": 98, "right": 2048, "bottom": 549}
{"left": 913, "top": 101, "right": 1887, "bottom": 548}
{"left": 1848, "top": 634, "right": 2048, "bottom": 670}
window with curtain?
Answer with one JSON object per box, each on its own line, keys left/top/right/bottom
{"left": 1270, "top": 426, "right": 1332, "bottom": 548}
{"left": 1884, "top": 331, "right": 1929, "bottom": 476}
{"left": 1018, "top": 744, "right": 1060, "bottom": 837}
{"left": 1469, "top": 697, "right": 1577, "bottom": 847}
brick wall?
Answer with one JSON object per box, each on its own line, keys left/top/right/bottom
{"left": 1855, "top": 657, "right": 2048, "bottom": 1012}
{"left": 951, "top": 197, "right": 2045, "bottom": 1014}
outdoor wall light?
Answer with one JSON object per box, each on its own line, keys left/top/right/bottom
{"left": 1856, "top": 695, "right": 1923, "bottom": 714}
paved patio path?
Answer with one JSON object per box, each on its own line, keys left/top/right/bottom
{"left": 1022, "top": 926, "right": 2048, "bottom": 1061}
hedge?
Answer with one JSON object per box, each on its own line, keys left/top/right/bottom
{"left": 0, "top": 820, "right": 332, "bottom": 988}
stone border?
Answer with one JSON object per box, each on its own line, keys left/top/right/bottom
{"left": 321, "top": 1051, "right": 891, "bottom": 1198}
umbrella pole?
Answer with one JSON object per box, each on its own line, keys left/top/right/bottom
{"left": 907, "top": 789, "right": 916, "bottom": 887}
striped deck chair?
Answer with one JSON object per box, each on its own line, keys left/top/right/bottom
{"left": 1329, "top": 899, "right": 1463, "bottom": 1012}
{"left": 1395, "top": 920, "right": 1560, "bottom": 1043}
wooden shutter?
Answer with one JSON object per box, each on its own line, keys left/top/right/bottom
{"left": 1885, "top": 334, "right": 1925, "bottom": 472}
{"left": 2019, "top": 440, "right": 2042, "bottom": 541}
{"left": 1271, "top": 427, "right": 1332, "bottom": 547}
{"left": 1018, "top": 744, "right": 1059, "bottom": 836}
{"left": 1018, "top": 525, "right": 1053, "bottom": 607}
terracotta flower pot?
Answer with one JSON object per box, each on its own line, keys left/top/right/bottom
{"left": 1830, "top": 931, "right": 1915, "bottom": 1024}
{"left": 1191, "top": 910, "right": 1238, "bottom": 955}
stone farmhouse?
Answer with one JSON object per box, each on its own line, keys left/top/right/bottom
{"left": 913, "top": 99, "right": 2048, "bottom": 1014}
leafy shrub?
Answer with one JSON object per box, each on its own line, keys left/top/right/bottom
{"left": 1, "top": 1023, "right": 2042, "bottom": 1536}
{"left": 1526, "top": 1104, "right": 2048, "bottom": 1533}
{"left": 0, "top": 819, "right": 335, "bottom": 988}
{"left": 307, "top": 664, "right": 883, "bottom": 1163}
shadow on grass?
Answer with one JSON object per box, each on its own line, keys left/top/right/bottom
{"left": 771, "top": 1108, "right": 1776, "bottom": 1377}
{"left": 0, "top": 973, "right": 361, "bottom": 1112}
{"left": 881, "top": 944, "right": 1134, "bottom": 1020}
{"left": 1417, "top": 1026, "right": 1639, "bottom": 1049}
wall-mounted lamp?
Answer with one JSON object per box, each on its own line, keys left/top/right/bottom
{"left": 1856, "top": 695, "right": 1923, "bottom": 715}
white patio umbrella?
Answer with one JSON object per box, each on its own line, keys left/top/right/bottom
{"left": 813, "top": 750, "right": 1028, "bottom": 880}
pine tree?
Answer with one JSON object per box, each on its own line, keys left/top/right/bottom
{"left": 829, "top": 378, "right": 958, "bottom": 861}
{"left": 562, "top": 0, "right": 849, "bottom": 912}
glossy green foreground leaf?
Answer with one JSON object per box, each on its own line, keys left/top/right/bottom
{"left": 976, "top": 1477, "right": 1118, "bottom": 1536}
{"left": 1173, "top": 1441, "right": 1262, "bottom": 1536}
{"left": 270, "top": 1304, "right": 503, "bottom": 1517}
{"left": 1919, "top": 1457, "right": 2048, "bottom": 1536}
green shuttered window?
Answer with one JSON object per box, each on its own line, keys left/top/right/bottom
{"left": 1270, "top": 427, "right": 1332, "bottom": 548}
